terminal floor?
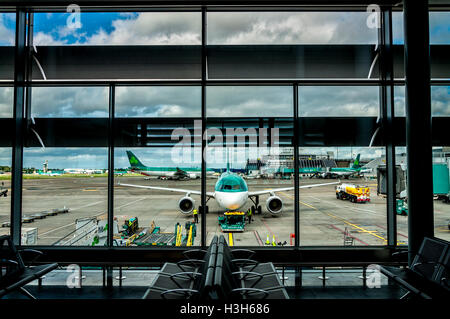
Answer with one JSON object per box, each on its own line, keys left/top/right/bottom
{"left": 3, "top": 276, "right": 407, "bottom": 300}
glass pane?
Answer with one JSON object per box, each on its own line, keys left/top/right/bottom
{"left": 0, "top": 148, "right": 11, "bottom": 237}
{"left": 0, "top": 13, "right": 15, "bottom": 79}
{"left": 0, "top": 86, "right": 13, "bottom": 118}
{"left": 208, "top": 12, "right": 378, "bottom": 44}
{"left": 392, "top": 11, "right": 450, "bottom": 79}
{"left": 34, "top": 12, "right": 201, "bottom": 46}
{"left": 115, "top": 86, "right": 201, "bottom": 118}
{"left": 433, "top": 147, "right": 450, "bottom": 242}
{"left": 32, "top": 12, "right": 201, "bottom": 80}
{"left": 114, "top": 84, "right": 202, "bottom": 247}
{"left": 114, "top": 146, "right": 202, "bottom": 247}
{"left": 206, "top": 86, "right": 294, "bottom": 246}
{"left": 31, "top": 86, "right": 109, "bottom": 118}
{"left": 22, "top": 147, "right": 108, "bottom": 246}
{"left": 298, "top": 147, "right": 387, "bottom": 246}
{"left": 207, "top": 12, "right": 379, "bottom": 80}
{"left": 299, "top": 86, "right": 379, "bottom": 117}
{"left": 207, "top": 86, "right": 292, "bottom": 117}
{"left": 394, "top": 86, "right": 450, "bottom": 117}
{"left": 393, "top": 146, "right": 408, "bottom": 246}
{"left": 392, "top": 11, "right": 450, "bottom": 44}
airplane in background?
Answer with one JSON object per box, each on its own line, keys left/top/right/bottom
{"left": 126, "top": 151, "right": 214, "bottom": 180}
{"left": 311, "top": 154, "right": 372, "bottom": 179}
{"left": 118, "top": 161, "right": 339, "bottom": 216}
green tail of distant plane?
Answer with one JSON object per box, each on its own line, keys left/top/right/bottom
{"left": 126, "top": 151, "right": 146, "bottom": 169}
{"left": 351, "top": 154, "right": 361, "bottom": 169}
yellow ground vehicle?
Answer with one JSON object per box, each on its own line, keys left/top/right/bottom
{"left": 336, "top": 183, "right": 370, "bottom": 203}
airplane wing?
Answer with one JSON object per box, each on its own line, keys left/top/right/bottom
{"left": 117, "top": 182, "right": 215, "bottom": 198}
{"left": 248, "top": 181, "right": 340, "bottom": 197}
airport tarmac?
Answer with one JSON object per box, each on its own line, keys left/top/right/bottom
{"left": 0, "top": 176, "right": 449, "bottom": 246}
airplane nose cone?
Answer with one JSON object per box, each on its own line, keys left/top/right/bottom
{"left": 227, "top": 203, "right": 240, "bottom": 210}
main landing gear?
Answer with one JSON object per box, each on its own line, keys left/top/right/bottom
{"left": 249, "top": 195, "right": 262, "bottom": 214}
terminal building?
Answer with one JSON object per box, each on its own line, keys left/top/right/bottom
{"left": 0, "top": 0, "right": 449, "bottom": 309}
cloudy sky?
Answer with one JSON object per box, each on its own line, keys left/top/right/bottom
{"left": 0, "top": 11, "right": 448, "bottom": 168}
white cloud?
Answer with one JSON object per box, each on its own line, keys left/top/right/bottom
{"left": 84, "top": 13, "right": 201, "bottom": 45}
{"left": 0, "top": 13, "right": 14, "bottom": 45}
{"left": 208, "top": 12, "right": 377, "bottom": 44}
{"left": 31, "top": 87, "right": 109, "bottom": 117}
{"left": 0, "top": 87, "right": 13, "bottom": 118}
{"left": 33, "top": 31, "right": 67, "bottom": 45}
{"left": 299, "top": 86, "right": 379, "bottom": 117}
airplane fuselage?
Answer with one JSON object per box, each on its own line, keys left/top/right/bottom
{"left": 215, "top": 191, "right": 248, "bottom": 211}
{"left": 214, "top": 172, "right": 249, "bottom": 211}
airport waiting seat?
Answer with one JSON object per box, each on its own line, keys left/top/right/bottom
{"left": 380, "top": 237, "right": 450, "bottom": 299}
{"left": 142, "top": 236, "right": 218, "bottom": 299}
{"left": 0, "top": 235, "right": 58, "bottom": 299}
{"left": 213, "top": 235, "right": 289, "bottom": 300}
{"left": 219, "top": 235, "right": 278, "bottom": 276}
{"left": 159, "top": 236, "right": 218, "bottom": 275}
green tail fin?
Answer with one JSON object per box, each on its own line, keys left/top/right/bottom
{"left": 126, "top": 151, "right": 146, "bottom": 169}
{"left": 351, "top": 154, "right": 361, "bottom": 169}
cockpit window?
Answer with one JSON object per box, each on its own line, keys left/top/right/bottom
{"left": 215, "top": 174, "right": 248, "bottom": 192}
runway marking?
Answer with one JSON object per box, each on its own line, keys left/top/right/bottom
{"left": 329, "top": 224, "right": 369, "bottom": 246}
{"left": 82, "top": 189, "right": 98, "bottom": 192}
{"left": 253, "top": 230, "right": 264, "bottom": 246}
{"left": 375, "top": 224, "right": 409, "bottom": 239}
{"left": 228, "top": 233, "right": 234, "bottom": 246}
{"left": 39, "top": 197, "right": 147, "bottom": 238}
{"left": 260, "top": 218, "right": 275, "bottom": 238}
{"left": 279, "top": 191, "right": 390, "bottom": 244}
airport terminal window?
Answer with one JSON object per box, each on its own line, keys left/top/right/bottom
{"left": 115, "top": 86, "right": 201, "bottom": 118}
{"left": 0, "top": 13, "right": 15, "bottom": 80}
{"left": 206, "top": 11, "right": 379, "bottom": 80}
{"left": 0, "top": 148, "right": 11, "bottom": 237}
{"left": 32, "top": 11, "right": 202, "bottom": 80}
{"left": 1, "top": 5, "right": 445, "bottom": 256}
{"left": 206, "top": 86, "right": 294, "bottom": 246}
{"left": 114, "top": 147, "right": 202, "bottom": 247}
{"left": 206, "top": 86, "right": 292, "bottom": 117}
{"left": 298, "top": 86, "right": 380, "bottom": 117}
{"left": 114, "top": 84, "right": 203, "bottom": 247}
{"left": 392, "top": 11, "right": 450, "bottom": 44}
{"left": 433, "top": 146, "right": 450, "bottom": 242}
{"left": 31, "top": 86, "right": 109, "bottom": 118}
{"left": 394, "top": 86, "right": 450, "bottom": 117}
{"left": 21, "top": 147, "right": 108, "bottom": 246}
{"left": 207, "top": 11, "right": 377, "bottom": 45}
{"left": 33, "top": 12, "right": 201, "bottom": 46}
{"left": 392, "top": 11, "right": 450, "bottom": 79}
{"left": 297, "top": 147, "right": 388, "bottom": 246}
{"left": 393, "top": 146, "right": 408, "bottom": 245}
{"left": 0, "top": 86, "right": 13, "bottom": 118}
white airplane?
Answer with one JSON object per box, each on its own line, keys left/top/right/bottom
{"left": 118, "top": 168, "right": 339, "bottom": 216}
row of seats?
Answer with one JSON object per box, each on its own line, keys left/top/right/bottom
{"left": 143, "top": 235, "right": 289, "bottom": 299}
{"left": 380, "top": 237, "right": 449, "bottom": 299}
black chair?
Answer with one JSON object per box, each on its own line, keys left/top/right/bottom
{"left": 0, "top": 235, "right": 58, "bottom": 299}
{"left": 380, "top": 237, "right": 450, "bottom": 299}
{"left": 433, "top": 248, "right": 450, "bottom": 289}
{"left": 142, "top": 236, "right": 218, "bottom": 299}
{"left": 158, "top": 236, "right": 218, "bottom": 275}
{"left": 220, "top": 235, "right": 278, "bottom": 276}
{"left": 214, "top": 236, "right": 289, "bottom": 300}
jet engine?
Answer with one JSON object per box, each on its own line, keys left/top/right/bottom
{"left": 266, "top": 196, "right": 283, "bottom": 215}
{"left": 178, "top": 196, "right": 195, "bottom": 214}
